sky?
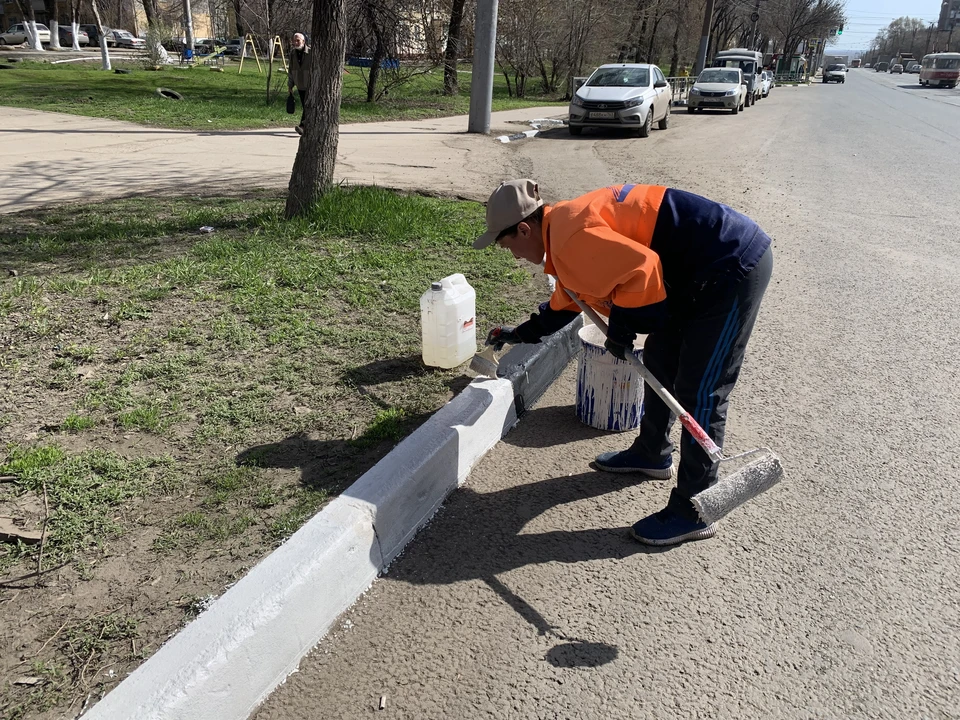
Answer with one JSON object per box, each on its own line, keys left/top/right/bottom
{"left": 832, "top": 0, "right": 946, "bottom": 53}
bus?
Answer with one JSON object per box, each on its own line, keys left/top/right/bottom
{"left": 919, "top": 53, "right": 960, "bottom": 88}
{"left": 850, "top": 58, "right": 861, "bottom": 68}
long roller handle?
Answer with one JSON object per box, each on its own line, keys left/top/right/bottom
{"left": 564, "top": 289, "right": 723, "bottom": 462}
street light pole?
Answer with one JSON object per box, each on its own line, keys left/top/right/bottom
{"left": 467, "top": 0, "right": 499, "bottom": 134}
{"left": 693, "top": 0, "right": 717, "bottom": 76}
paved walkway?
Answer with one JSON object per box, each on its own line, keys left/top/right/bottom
{"left": 0, "top": 105, "right": 563, "bottom": 213}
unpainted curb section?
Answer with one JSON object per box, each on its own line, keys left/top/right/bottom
{"left": 83, "top": 317, "right": 584, "bottom": 720}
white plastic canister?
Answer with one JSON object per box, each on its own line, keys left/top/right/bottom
{"left": 576, "top": 324, "right": 645, "bottom": 431}
{"left": 420, "top": 273, "right": 477, "bottom": 368}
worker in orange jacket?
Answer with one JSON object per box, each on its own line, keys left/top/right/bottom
{"left": 475, "top": 179, "right": 773, "bottom": 546}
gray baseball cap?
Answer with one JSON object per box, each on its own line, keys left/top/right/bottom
{"left": 474, "top": 179, "right": 544, "bottom": 249}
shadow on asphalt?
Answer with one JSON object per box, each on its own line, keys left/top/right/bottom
{"left": 500, "top": 403, "right": 609, "bottom": 448}
{"left": 385, "top": 460, "right": 680, "bottom": 664}
{"left": 534, "top": 126, "right": 673, "bottom": 141}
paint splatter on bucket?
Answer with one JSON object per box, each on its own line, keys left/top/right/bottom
{"left": 576, "top": 324, "right": 644, "bottom": 431}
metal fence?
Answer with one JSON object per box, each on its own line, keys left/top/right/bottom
{"left": 665, "top": 76, "right": 697, "bottom": 105}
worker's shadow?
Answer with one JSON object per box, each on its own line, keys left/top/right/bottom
{"left": 376, "top": 403, "right": 680, "bottom": 669}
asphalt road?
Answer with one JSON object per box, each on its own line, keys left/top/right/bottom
{"left": 254, "top": 70, "right": 960, "bottom": 719}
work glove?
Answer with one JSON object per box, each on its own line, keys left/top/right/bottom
{"left": 604, "top": 336, "right": 631, "bottom": 361}
{"left": 485, "top": 325, "right": 523, "bottom": 351}
{"left": 604, "top": 314, "right": 637, "bottom": 362}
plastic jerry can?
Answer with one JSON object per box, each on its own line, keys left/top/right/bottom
{"left": 420, "top": 273, "right": 476, "bottom": 368}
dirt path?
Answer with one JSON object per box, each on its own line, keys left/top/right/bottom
{"left": 0, "top": 106, "right": 563, "bottom": 213}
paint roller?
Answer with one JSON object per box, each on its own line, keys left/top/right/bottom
{"left": 564, "top": 289, "right": 783, "bottom": 525}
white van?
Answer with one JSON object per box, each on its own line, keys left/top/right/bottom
{"left": 711, "top": 49, "right": 764, "bottom": 106}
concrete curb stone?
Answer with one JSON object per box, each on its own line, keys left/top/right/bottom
{"left": 81, "top": 317, "right": 584, "bottom": 720}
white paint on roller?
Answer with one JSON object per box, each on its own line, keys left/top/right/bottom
{"left": 575, "top": 324, "right": 645, "bottom": 432}
{"left": 82, "top": 377, "right": 519, "bottom": 720}
{"left": 690, "top": 451, "right": 785, "bottom": 525}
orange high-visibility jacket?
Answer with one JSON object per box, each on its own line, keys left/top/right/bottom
{"left": 542, "top": 184, "right": 769, "bottom": 317}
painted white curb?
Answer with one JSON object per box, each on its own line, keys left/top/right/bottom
{"left": 83, "top": 318, "right": 583, "bottom": 720}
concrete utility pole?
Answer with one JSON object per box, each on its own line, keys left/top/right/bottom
{"left": 467, "top": 0, "right": 499, "bottom": 134}
{"left": 693, "top": 0, "right": 717, "bottom": 76}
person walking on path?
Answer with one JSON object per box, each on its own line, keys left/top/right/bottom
{"left": 288, "top": 33, "right": 310, "bottom": 135}
{"left": 476, "top": 180, "right": 773, "bottom": 546}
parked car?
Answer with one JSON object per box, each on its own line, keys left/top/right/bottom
{"left": 0, "top": 23, "right": 51, "bottom": 45}
{"left": 105, "top": 29, "right": 144, "bottom": 49}
{"left": 890, "top": 63, "right": 904, "bottom": 74}
{"left": 79, "top": 24, "right": 114, "bottom": 47}
{"left": 687, "top": 67, "right": 745, "bottom": 114}
{"left": 906, "top": 62, "right": 921, "bottom": 73}
{"left": 759, "top": 70, "right": 773, "bottom": 97}
{"left": 864, "top": 63, "right": 872, "bottom": 68}
{"left": 57, "top": 25, "right": 89, "bottom": 46}
{"left": 875, "top": 62, "right": 889, "bottom": 72}
{"left": 568, "top": 63, "right": 672, "bottom": 137}
{"left": 222, "top": 38, "right": 245, "bottom": 56}
{"left": 823, "top": 64, "right": 846, "bottom": 83}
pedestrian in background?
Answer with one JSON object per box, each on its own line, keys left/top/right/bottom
{"left": 288, "top": 33, "right": 310, "bottom": 135}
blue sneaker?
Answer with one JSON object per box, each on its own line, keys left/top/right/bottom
{"left": 594, "top": 450, "right": 673, "bottom": 478}
{"left": 630, "top": 508, "right": 717, "bottom": 546}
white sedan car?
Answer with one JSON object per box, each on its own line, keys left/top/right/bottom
{"left": 568, "top": 63, "right": 672, "bottom": 138}
{"left": 687, "top": 68, "right": 745, "bottom": 114}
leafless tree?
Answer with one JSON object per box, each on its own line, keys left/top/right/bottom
{"left": 89, "top": 0, "right": 112, "bottom": 69}
{"left": 442, "top": 0, "right": 467, "bottom": 94}
{"left": 868, "top": 16, "right": 929, "bottom": 63}
{"left": 141, "top": 0, "right": 171, "bottom": 61}
{"left": 285, "top": 0, "right": 347, "bottom": 218}
{"left": 768, "top": 0, "right": 844, "bottom": 72}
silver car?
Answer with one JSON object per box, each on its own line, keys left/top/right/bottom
{"left": 568, "top": 63, "right": 672, "bottom": 138}
{"left": 0, "top": 23, "right": 51, "bottom": 45}
{"left": 687, "top": 68, "right": 745, "bottom": 114}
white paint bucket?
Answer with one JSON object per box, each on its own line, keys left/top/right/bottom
{"left": 576, "top": 324, "right": 644, "bottom": 431}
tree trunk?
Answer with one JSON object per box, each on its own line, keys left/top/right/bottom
{"left": 364, "top": 1, "right": 386, "bottom": 103}
{"left": 669, "top": 17, "right": 680, "bottom": 77}
{"left": 233, "top": 0, "right": 244, "bottom": 37}
{"left": 47, "top": 0, "right": 62, "bottom": 50}
{"left": 90, "top": 0, "right": 111, "bottom": 70}
{"left": 12, "top": 0, "right": 46, "bottom": 51}
{"left": 442, "top": 0, "right": 466, "bottom": 96}
{"left": 285, "top": 0, "right": 347, "bottom": 218}
{"left": 141, "top": 0, "right": 168, "bottom": 62}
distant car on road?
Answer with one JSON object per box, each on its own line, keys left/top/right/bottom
{"left": 760, "top": 70, "right": 773, "bottom": 97}
{"left": 58, "top": 26, "right": 89, "bottom": 46}
{"left": 890, "top": 63, "right": 904, "bottom": 74}
{"left": 823, "top": 64, "right": 846, "bottom": 83}
{"left": 79, "top": 24, "right": 114, "bottom": 47}
{"left": 568, "top": 63, "right": 672, "bottom": 138}
{"left": 105, "top": 29, "right": 144, "bottom": 49}
{"left": 687, "top": 68, "right": 745, "bottom": 114}
{"left": 0, "top": 23, "right": 51, "bottom": 45}
{"left": 906, "top": 62, "right": 921, "bottom": 73}
{"left": 875, "top": 62, "right": 889, "bottom": 72}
